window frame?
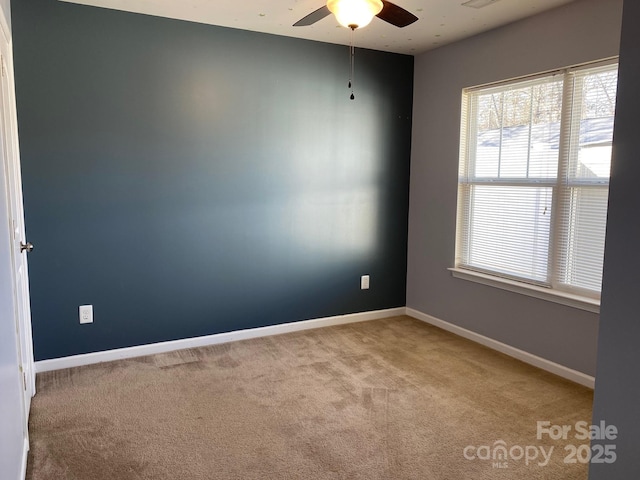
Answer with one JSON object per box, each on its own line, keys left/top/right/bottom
{"left": 452, "top": 58, "right": 619, "bottom": 312}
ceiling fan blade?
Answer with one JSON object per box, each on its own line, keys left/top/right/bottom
{"left": 293, "top": 5, "right": 331, "bottom": 26}
{"left": 376, "top": 1, "right": 419, "bottom": 27}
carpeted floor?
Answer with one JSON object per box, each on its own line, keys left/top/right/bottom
{"left": 26, "top": 316, "right": 593, "bottom": 479}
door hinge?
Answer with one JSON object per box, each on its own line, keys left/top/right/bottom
{"left": 19, "top": 365, "right": 26, "bottom": 390}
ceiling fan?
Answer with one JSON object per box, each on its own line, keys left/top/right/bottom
{"left": 294, "top": 0, "right": 418, "bottom": 100}
{"left": 294, "top": 0, "right": 419, "bottom": 30}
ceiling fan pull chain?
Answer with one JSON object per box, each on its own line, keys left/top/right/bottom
{"left": 349, "top": 26, "right": 355, "bottom": 100}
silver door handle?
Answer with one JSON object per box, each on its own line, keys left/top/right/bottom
{"left": 20, "top": 242, "right": 33, "bottom": 253}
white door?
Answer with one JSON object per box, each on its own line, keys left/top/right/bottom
{"left": 0, "top": 141, "right": 27, "bottom": 480}
{"left": 0, "top": 19, "right": 35, "bottom": 422}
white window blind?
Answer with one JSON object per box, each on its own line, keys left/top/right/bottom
{"left": 456, "top": 61, "right": 618, "bottom": 299}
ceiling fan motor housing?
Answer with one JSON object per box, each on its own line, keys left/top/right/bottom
{"left": 327, "top": 0, "right": 384, "bottom": 29}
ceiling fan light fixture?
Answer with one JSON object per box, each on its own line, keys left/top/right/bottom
{"left": 327, "top": 0, "right": 384, "bottom": 29}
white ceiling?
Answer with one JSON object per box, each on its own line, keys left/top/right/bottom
{"left": 59, "top": 0, "right": 578, "bottom": 55}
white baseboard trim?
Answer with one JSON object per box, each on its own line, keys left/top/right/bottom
{"left": 405, "top": 307, "right": 595, "bottom": 389}
{"left": 35, "top": 307, "right": 406, "bottom": 373}
{"left": 20, "top": 437, "right": 28, "bottom": 480}
{"left": 35, "top": 306, "right": 594, "bottom": 389}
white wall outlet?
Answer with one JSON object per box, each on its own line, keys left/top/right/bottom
{"left": 361, "top": 275, "right": 370, "bottom": 290}
{"left": 79, "top": 305, "right": 93, "bottom": 324}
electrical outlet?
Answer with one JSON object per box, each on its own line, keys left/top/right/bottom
{"left": 361, "top": 275, "right": 370, "bottom": 290}
{"left": 79, "top": 305, "right": 93, "bottom": 324}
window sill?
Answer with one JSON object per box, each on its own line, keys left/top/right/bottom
{"left": 448, "top": 267, "right": 600, "bottom": 313}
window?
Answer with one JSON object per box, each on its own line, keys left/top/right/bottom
{"left": 455, "top": 60, "right": 618, "bottom": 303}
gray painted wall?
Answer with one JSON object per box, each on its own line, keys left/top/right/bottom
{"left": 591, "top": 0, "right": 640, "bottom": 477}
{"left": 12, "top": 0, "right": 413, "bottom": 361}
{"left": 407, "top": 0, "right": 623, "bottom": 376}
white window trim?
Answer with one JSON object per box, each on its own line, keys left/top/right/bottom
{"left": 448, "top": 267, "right": 599, "bottom": 313}
{"left": 452, "top": 58, "right": 618, "bottom": 312}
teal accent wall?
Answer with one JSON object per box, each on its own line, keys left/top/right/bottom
{"left": 12, "top": 0, "right": 413, "bottom": 360}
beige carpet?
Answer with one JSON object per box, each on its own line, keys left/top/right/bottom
{"left": 26, "top": 316, "right": 592, "bottom": 479}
